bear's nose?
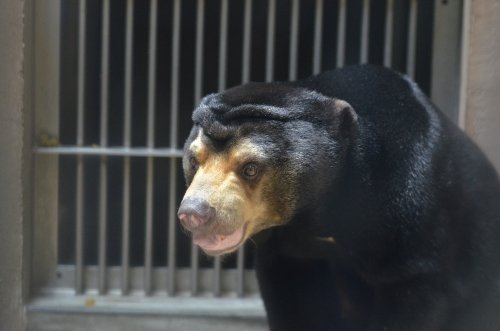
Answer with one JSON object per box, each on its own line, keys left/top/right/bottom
{"left": 177, "top": 197, "right": 215, "bottom": 231}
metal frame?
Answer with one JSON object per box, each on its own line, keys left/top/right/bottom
{"left": 27, "top": 0, "right": 464, "bottom": 327}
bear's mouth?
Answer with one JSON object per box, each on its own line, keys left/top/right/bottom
{"left": 192, "top": 223, "right": 248, "bottom": 256}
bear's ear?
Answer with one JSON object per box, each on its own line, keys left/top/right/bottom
{"left": 329, "top": 99, "right": 358, "bottom": 140}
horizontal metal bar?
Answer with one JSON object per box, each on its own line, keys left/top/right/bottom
{"left": 42, "top": 266, "right": 262, "bottom": 297}
{"left": 33, "top": 146, "right": 184, "bottom": 158}
{"left": 28, "top": 292, "right": 265, "bottom": 318}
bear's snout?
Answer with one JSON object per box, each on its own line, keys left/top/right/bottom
{"left": 177, "top": 197, "right": 215, "bottom": 231}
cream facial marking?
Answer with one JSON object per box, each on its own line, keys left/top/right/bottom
{"left": 180, "top": 136, "right": 282, "bottom": 255}
{"left": 189, "top": 129, "right": 207, "bottom": 163}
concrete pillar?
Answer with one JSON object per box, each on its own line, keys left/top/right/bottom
{"left": 461, "top": 0, "right": 500, "bottom": 171}
{"left": 0, "top": 0, "right": 26, "bottom": 330}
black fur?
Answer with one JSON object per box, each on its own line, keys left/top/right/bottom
{"left": 186, "top": 65, "right": 500, "bottom": 331}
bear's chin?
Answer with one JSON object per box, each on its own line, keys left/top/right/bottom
{"left": 193, "top": 223, "right": 247, "bottom": 256}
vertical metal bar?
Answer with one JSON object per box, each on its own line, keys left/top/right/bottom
{"left": 194, "top": 0, "right": 205, "bottom": 103}
{"left": 121, "top": 158, "right": 131, "bottom": 294}
{"left": 98, "top": 158, "right": 108, "bottom": 294}
{"left": 242, "top": 0, "right": 253, "bottom": 83}
{"left": 383, "top": 0, "right": 394, "bottom": 67}
{"left": 459, "top": 0, "right": 472, "bottom": 130}
{"left": 168, "top": 159, "right": 178, "bottom": 295}
{"left": 236, "top": 0, "right": 253, "bottom": 297}
{"left": 191, "top": 0, "right": 205, "bottom": 296}
{"left": 360, "top": 0, "right": 370, "bottom": 63}
{"left": 100, "top": 0, "right": 110, "bottom": 149}
{"left": 144, "top": 157, "right": 154, "bottom": 294}
{"left": 336, "top": 0, "right": 347, "bottom": 68}
{"left": 98, "top": 0, "right": 111, "bottom": 295}
{"left": 313, "top": 0, "right": 324, "bottom": 74}
{"left": 266, "top": 0, "right": 276, "bottom": 82}
{"left": 75, "top": 0, "right": 87, "bottom": 295}
{"left": 213, "top": 0, "right": 229, "bottom": 297}
{"left": 213, "top": 257, "right": 221, "bottom": 296}
{"left": 147, "top": 0, "right": 158, "bottom": 149}
{"left": 218, "top": 0, "right": 228, "bottom": 91}
{"left": 143, "top": 0, "right": 158, "bottom": 296}
{"left": 168, "top": 0, "right": 181, "bottom": 295}
{"left": 76, "top": 0, "right": 86, "bottom": 148}
{"left": 289, "top": 0, "right": 299, "bottom": 80}
{"left": 121, "top": 0, "right": 134, "bottom": 295}
{"left": 236, "top": 246, "right": 245, "bottom": 297}
{"left": 190, "top": 244, "right": 200, "bottom": 295}
{"left": 430, "top": 0, "right": 462, "bottom": 121}
{"left": 75, "top": 157, "right": 85, "bottom": 294}
{"left": 170, "top": 0, "right": 180, "bottom": 149}
{"left": 123, "top": 0, "right": 134, "bottom": 149}
{"left": 406, "top": 0, "right": 418, "bottom": 78}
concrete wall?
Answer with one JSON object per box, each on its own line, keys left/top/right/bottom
{"left": 462, "top": 0, "right": 500, "bottom": 171}
{"left": 0, "top": 0, "right": 26, "bottom": 330}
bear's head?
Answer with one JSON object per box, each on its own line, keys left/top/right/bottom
{"left": 177, "top": 82, "right": 357, "bottom": 256}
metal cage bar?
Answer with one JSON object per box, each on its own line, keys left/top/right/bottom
{"left": 98, "top": 0, "right": 111, "bottom": 295}
{"left": 75, "top": 0, "right": 87, "bottom": 295}
{"left": 266, "top": 0, "right": 276, "bottom": 82}
{"left": 167, "top": 0, "right": 181, "bottom": 296}
{"left": 213, "top": 0, "right": 230, "bottom": 297}
{"left": 121, "top": 0, "right": 135, "bottom": 295}
{"left": 191, "top": 0, "right": 205, "bottom": 296}
{"left": 242, "top": 0, "right": 253, "bottom": 84}
{"left": 384, "top": 0, "right": 394, "bottom": 67}
{"left": 144, "top": 0, "right": 158, "bottom": 296}
{"left": 360, "top": 0, "right": 370, "bottom": 63}
{"left": 235, "top": 0, "right": 254, "bottom": 298}
{"left": 336, "top": 0, "right": 347, "bottom": 67}
{"left": 313, "top": 0, "right": 324, "bottom": 74}
{"left": 289, "top": 0, "right": 299, "bottom": 80}
{"left": 407, "top": 0, "right": 418, "bottom": 77}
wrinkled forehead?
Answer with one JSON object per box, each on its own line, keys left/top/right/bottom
{"left": 188, "top": 128, "right": 268, "bottom": 162}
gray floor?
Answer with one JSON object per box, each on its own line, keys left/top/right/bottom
{"left": 28, "top": 313, "right": 268, "bottom": 331}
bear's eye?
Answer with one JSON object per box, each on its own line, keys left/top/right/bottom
{"left": 189, "top": 156, "right": 199, "bottom": 171}
{"left": 242, "top": 162, "right": 259, "bottom": 179}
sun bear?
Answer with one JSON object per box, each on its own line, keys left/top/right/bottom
{"left": 177, "top": 65, "right": 500, "bottom": 331}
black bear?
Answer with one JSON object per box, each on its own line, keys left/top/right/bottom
{"left": 177, "top": 65, "right": 500, "bottom": 331}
